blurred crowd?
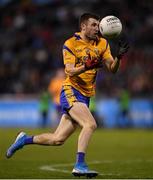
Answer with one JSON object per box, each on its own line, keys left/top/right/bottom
{"left": 0, "top": 0, "right": 153, "bottom": 97}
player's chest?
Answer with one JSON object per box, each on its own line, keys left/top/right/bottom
{"left": 74, "top": 44, "right": 102, "bottom": 58}
{"left": 74, "top": 43, "right": 102, "bottom": 65}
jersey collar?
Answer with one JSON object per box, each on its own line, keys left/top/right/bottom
{"left": 74, "top": 32, "right": 100, "bottom": 45}
{"left": 74, "top": 32, "right": 82, "bottom": 40}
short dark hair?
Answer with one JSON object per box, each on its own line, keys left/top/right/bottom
{"left": 79, "top": 13, "right": 100, "bottom": 30}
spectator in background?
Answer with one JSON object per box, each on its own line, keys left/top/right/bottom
{"left": 39, "top": 89, "right": 50, "bottom": 128}
{"left": 48, "top": 68, "right": 65, "bottom": 122}
{"left": 118, "top": 88, "right": 130, "bottom": 128}
{"left": 89, "top": 96, "right": 102, "bottom": 127}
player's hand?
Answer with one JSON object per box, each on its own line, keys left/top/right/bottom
{"left": 117, "top": 40, "right": 130, "bottom": 59}
{"left": 85, "top": 54, "right": 102, "bottom": 70}
{"left": 85, "top": 58, "right": 98, "bottom": 70}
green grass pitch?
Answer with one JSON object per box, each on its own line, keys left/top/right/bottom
{"left": 0, "top": 128, "right": 153, "bottom": 179}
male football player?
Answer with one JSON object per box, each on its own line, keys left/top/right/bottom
{"left": 6, "top": 13, "right": 129, "bottom": 178}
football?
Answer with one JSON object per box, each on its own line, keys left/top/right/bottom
{"left": 99, "top": 15, "right": 122, "bottom": 39}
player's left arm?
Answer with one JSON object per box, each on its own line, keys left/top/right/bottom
{"left": 103, "top": 40, "right": 129, "bottom": 73}
{"left": 104, "top": 57, "right": 120, "bottom": 73}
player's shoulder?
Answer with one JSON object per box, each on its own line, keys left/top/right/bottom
{"left": 98, "top": 36, "right": 109, "bottom": 49}
{"left": 64, "top": 37, "right": 74, "bottom": 47}
{"left": 64, "top": 32, "right": 81, "bottom": 47}
{"left": 99, "top": 37, "right": 108, "bottom": 45}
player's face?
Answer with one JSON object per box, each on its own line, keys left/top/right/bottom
{"left": 84, "top": 18, "right": 99, "bottom": 40}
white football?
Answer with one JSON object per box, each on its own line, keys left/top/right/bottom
{"left": 99, "top": 15, "right": 122, "bottom": 39}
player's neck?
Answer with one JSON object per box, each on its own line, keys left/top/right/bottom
{"left": 80, "top": 32, "right": 93, "bottom": 44}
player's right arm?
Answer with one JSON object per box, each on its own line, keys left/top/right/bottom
{"left": 65, "top": 58, "right": 100, "bottom": 77}
{"left": 63, "top": 40, "right": 99, "bottom": 76}
{"left": 63, "top": 40, "right": 86, "bottom": 76}
{"left": 65, "top": 63, "right": 85, "bottom": 77}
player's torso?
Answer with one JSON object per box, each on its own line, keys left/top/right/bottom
{"left": 64, "top": 34, "right": 107, "bottom": 97}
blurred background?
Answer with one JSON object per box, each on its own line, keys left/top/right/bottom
{"left": 0, "top": 0, "right": 153, "bottom": 128}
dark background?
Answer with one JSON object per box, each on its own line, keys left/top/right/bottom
{"left": 0, "top": 0, "right": 152, "bottom": 98}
